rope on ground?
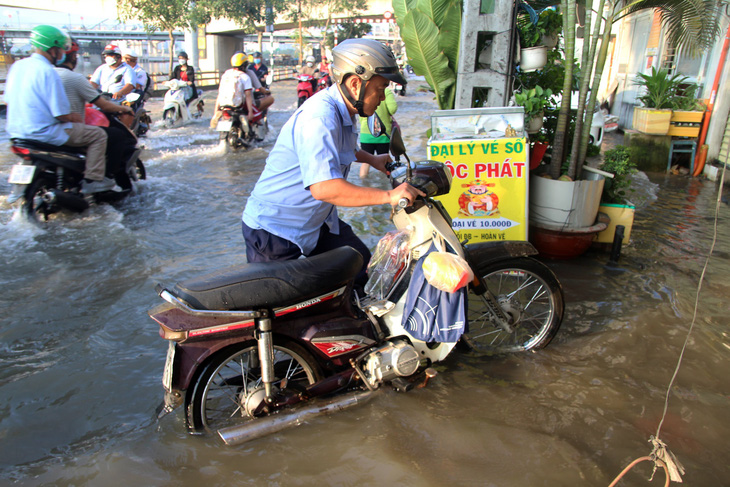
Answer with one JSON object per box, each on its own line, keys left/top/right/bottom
{"left": 607, "top": 154, "right": 728, "bottom": 486}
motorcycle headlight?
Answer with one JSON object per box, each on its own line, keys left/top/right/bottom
{"left": 390, "top": 160, "right": 452, "bottom": 197}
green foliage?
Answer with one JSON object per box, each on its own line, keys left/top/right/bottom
{"left": 514, "top": 85, "right": 553, "bottom": 119}
{"left": 518, "top": 21, "right": 543, "bottom": 48}
{"left": 324, "top": 22, "right": 372, "bottom": 47}
{"left": 634, "top": 66, "right": 690, "bottom": 109}
{"left": 537, "top": 8, "right": 562, "bottom": 37}
{"left": 671, "top": 83, "right": 705, "bottom": 111}
{"left": 599, "top": 145, "right": 637, "bottom": 204}
{"left": 393, "top": 0, "right": 460, "bottom": 109}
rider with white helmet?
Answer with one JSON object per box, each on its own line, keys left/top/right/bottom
{"left": 242, "top": 38, "right": 421, "bottom": 287}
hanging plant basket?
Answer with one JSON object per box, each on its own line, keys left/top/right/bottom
{"left": 527, "top": 111, "right": 544, "bottom": 134}
{"left": 519, "top": 46, "right": 548, "bottom": 73}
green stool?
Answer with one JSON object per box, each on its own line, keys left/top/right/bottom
{"left": 667, "top": 139, "right": 697, "bottom": 173}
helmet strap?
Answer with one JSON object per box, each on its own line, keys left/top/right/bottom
{"left": 339, "top": 77, "right": 368, "bottom": 117}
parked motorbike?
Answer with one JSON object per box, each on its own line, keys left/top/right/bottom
{"left": 7, "top": 116, "right": 146, "bottom": 222}
{"left": 214, "top": 94, "right": 269, "bottom": 151}
{"left": 162, "top": 79, "right": 205, "bottom": 128}
{"left": 296, "top": 74, "right": 316, "bottom": 107}
{"left": 149, "top": 117, "right": 564, "bottom": 444}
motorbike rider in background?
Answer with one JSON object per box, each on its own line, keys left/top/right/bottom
{"left": 241, "top": 39, "right": 424, "bottom": 287}
{"left": 210, "top": 53, "right": 255, "bottom": 128}
{"left": 56, "top": 38, "right": 135, "bottom": 180}
{"left": 90, "top": 44, "right": 136, "bottom": 101}
{"left": 5, "top": 25, "right": 113, "bottom": 194}
{"left": 298, "top": 55, "right": 320, "bottom": 93}
{"left": 251, "top": 51, "right": 269, "bottom": 87}
{"left": 123, "top": 49, "right": 151, "bottom": 100}
{"left": 318, "top": 55, "right": 332, "bottom": 87}
{"left": 170, "top": 51, "right": 197, "bottom": 105}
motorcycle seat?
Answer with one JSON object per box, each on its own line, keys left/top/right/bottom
{"left": 172, "top": 246, "right": 363, "bottom": 311}
{"left": 11, "top": 138, "right": 85, "bottom": 157}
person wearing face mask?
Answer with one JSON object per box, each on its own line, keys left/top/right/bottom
{"left": 6, "top": 25, "right": 114, "bottom": 194}
{"left": 298, "top": 54, "right": 320, "bottom": 93}
{"left": 251, "top": 51, "right": 269, "bottom": 87}
{"left": 170, "top": 51, "right": 197, "bottom": 105}
{"left": 89, "top": 44, "right": 136, "bottom": 101}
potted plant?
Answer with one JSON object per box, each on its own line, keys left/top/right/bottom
{"left": 594, "top": 145, "right": 637, "bottom": 244}
{"left": 668, "top": 83, "right": 705, "bottom": 136}
{"left": 517, "top": 20, "right": 548, "bottom": 72}
{"left": 514, "top": 85, "right": 553, "bottom": 133}
{"left": 632, "top": 67, "right": 684, "bottom": 135}
{"left": 537, "top": 9, "right": 562, "bottom": 49}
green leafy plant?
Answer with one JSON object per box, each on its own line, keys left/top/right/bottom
{"left": 671, "top": 83, "right": 705, "bottom": 111}
{"left": 518, "top": 21, "right": 544, "bottom": 48}
{"left": 514, "top": 85, "right": 553, "bottom": 119}
{"left": 599, "top": 145, "right": 637, "bottom": 204}
{"left": 537, "top": 8, "right": 562, "bottom": 38}
{"left": 634, "top": 67, "right": 689, "bottom": 109}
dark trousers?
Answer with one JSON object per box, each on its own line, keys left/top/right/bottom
{"left": 361, "top": 142, "right": 390, "bottom": 155}
{"left": 242, "top": 219, "right": 371, "bottom": 287}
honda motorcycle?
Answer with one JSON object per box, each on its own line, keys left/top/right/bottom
{"left": 296, "top": 74, "right": 316, "bottom": 107}
{"left": 149, "top": 120, "right": 564, "bottom": 445}
{"left": 103, "top": 91, "right": 151, "bottom": 138}
{"left": 162, "top": 79, "right": 205, "bottom": 128}
{"left": 214, "top": 94, "right": 269, "bottom": 151}
{"left": 7, "top": 116, "right": 146, "bottom": 221}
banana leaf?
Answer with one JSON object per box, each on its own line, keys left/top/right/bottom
{"left": 438, "top": 1, "right": 461, "bottom": 74}
{"left": 400, "top": 9, "right": 456, "bottom": 109}
{"left": 393, "top": 0, "right": 417, "bottom": 28}
{"left": 416, "top": 0, "right": 450, "bottom": 29}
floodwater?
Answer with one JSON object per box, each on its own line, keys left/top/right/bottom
{"left": 0, "top": 79, "right": 729, "bottom": 486}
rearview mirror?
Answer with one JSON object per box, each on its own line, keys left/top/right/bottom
{"left": 125, "top": 92, "right": 141, "bottom": 103}
{"left": 389, "top": 125, "right": 407, "bottom": 161}
{"left": 367, "top": 113, "right": 386, "bottom": 138}
{"left": 265, "top": 72, "right": 274, "bottom": 86}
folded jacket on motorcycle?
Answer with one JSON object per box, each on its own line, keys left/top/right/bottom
{"left": 401, "top": 244, "right": 468, "bottom": 343}
{"left": 172, "top": 246, "right": 363, "bottom": 311}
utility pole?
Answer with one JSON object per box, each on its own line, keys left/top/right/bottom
{"left": 298, "top": 0, "right": 303, "bottom": 65}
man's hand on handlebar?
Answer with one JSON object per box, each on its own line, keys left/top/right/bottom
{"left": 388, "top": 182, "right": 425, "bottom": 208}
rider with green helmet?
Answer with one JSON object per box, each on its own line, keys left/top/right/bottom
{"left": 6, "top": 25, "right": 114, "bottom": 194}
{"left": 241, "top": 38, "right": 421, "bottom": 287}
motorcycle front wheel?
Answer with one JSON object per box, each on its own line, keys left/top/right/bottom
{"left": 298, "top": 96, "right": 307, "bottom": 107}
{"left": 466, "top": 257, "right": 564, "bottom": 354}
{"left": 187, "top": 340, "right": 323, "bottom": 433}
{"left": 163, "top": 108, "right": 176, "bottom": 127}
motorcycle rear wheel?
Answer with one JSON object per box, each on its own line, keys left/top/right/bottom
{"left": 466, "top": 257, "right": 563, "bottom": 354}
{"left": 23, "top": 174, "right": 57, "bottom": 221}
{"left": 188, "top": 340, "right": 323, "bottom": 433}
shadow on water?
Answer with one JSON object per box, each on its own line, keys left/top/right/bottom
{"left": 0, "top": 80, "right": 728, "bottom": 485}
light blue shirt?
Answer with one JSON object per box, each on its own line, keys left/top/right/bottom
{"left": 90, "top": 62, "right": 136, "bottom": 94}
{"left": 5, "top": 53, "right": 71, "bottom": 145}
{"left": 242, "top": 84, "right": 360, "bottom": 255}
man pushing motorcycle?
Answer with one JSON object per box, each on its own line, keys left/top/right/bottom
{"left": 241, "top": 38, "right": 424, "bottom": 286}
{"left": 5, "top": 25, "right": 113, "bottom": 194}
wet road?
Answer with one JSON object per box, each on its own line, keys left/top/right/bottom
{"left": 0, "top": 79, "right": 728, "bottom": 485}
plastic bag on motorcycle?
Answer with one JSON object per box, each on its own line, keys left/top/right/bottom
{"left": 401, "top": 244, "right": 468, "bottom": 343}
{"left": 364, "top": 229, "right": 412, "bottom": 300}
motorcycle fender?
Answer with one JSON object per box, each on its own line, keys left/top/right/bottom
{"left": 463, "top": 240, "right": 538, "bottom": 269}
{"left": 7, "top": 183, "right": 27, "bottom": 204}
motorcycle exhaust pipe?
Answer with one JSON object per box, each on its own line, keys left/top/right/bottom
{"left": 217, "top": 389, "right": 377, "bottom": 447}
{"left": 43, "top": 189, "right": 89, "bottom": 213}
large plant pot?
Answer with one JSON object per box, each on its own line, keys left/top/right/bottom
{"left": 527, "top": 111, "right": 544, "bottom": 134}
{"left": 519, "top": 46, "right": 548, "bottom": 72}
{"left": 632, "top": 106, "right": 671, "bottom": 135}
{"left": 594, "top": 202, "right": 635, "bottom": 244}
{"left": 530, "top": 214, "right": 609, "bottom": 259}
{"left": 529, "top": 174, "right": 605, "bottom": 230}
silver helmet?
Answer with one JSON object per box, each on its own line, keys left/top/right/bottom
{"left": 331, "top": 39, "right": 405, "bottom": 86}
{"left": 331, "top": 39, "right": 405, "bottom": 116}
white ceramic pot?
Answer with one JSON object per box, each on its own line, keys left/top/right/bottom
{"left": 520, "top": 46, "right": 548, "bottom": 72}
{"left": 527, "top": 111, "right": 544, "bottom": 134}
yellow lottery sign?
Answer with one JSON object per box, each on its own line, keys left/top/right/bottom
{"left": 429, "top": 138, "right": 529, "bottom": 242}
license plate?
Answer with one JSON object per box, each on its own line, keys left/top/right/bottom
{"left": 216, "top": 120, "right": 233, "bottom": 132}
{"left": 162, "top": 341, "right": 176, "bottom": 392}
{"left": 8, "top": 164, "right": 35, "bottom": 185}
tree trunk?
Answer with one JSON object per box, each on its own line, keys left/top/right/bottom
{"left": 549, "top": 0, "right": 576, "bottom": 179}
{"left": 168, "top": 30, "right": 175, "bottom": 79}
